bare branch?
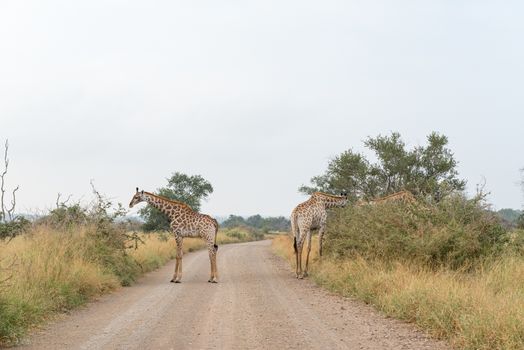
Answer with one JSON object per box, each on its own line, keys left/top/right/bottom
{"left": 0, "top": 139, "right": 21, "bottom": 223}
{"left": 7, "top": 185, "right": 19, "bottom": 221}
{"left": 55, "top": 192, "right": 73, "bottom": 208}
{"left": 0, "top": 139, "right": 8, "bottom": 222}
{"left": 55, "top": 193, "right": 61, "bottom": 209}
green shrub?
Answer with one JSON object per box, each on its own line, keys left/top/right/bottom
{"left": 226, "top": 229, "right": 247, "bottom": 240}
{"left": 0, "top": 217, "right": 30, "bottom": 239}
{"left": 224, "top": 226, "right": 265, "bottom": 241}
{"left": 325, "top": 194, "right": 513, "bottom": 269}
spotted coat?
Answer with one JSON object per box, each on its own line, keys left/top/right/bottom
{"left": 129, "top": 188, "right": 219, "bottom": 283}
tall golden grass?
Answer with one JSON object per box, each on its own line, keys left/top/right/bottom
{"left": 273, "top": 235, "right": 524, "bottom": 350}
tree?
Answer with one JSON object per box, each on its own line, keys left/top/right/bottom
{"left": 221, "top": 214, "right": 291, "bottom": 231}
{"left": 497, "top": 208, "right": 522, "bottom": 225}
{"left": 299, "top": 150, "right": 374, "bottom": 201}
{"left": 139, "top": 172, "right": 213, "bottom": 231}
{"left": 300, "top": 132, "right": 466, "bottom": 202}
{"left": 221, "top": 215, "right": 246, "bottom": 228}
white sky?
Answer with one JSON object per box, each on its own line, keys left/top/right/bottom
{"left": 1, "top": 1, "right": 523, "bottom": 217}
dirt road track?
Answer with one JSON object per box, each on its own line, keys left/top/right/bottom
{"left": 18, "top": 240, "right": 448, "bottom": 350}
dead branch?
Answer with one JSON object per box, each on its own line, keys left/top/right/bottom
{"left": 123, "top": 231, "right": 145, "bottom": 250}
{"left": 0, "top": 139, "right": 21, "bottom": 224}
{"left": 0, "top": 139, "right": 8, "bottom": 222}
{"left": 55, "top": 192, "right": 73, "bottom": 209}
{"left": 7, "top": 185, "right": 19, "bottom": 221}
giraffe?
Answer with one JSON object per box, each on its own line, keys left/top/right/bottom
{"left": 129, "top": 188, "right": 219, "bottom": 283}
{"left": 290, "top": 192, "right": 348, "bottom": 279}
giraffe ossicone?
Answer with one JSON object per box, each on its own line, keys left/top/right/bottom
{"left": 129, "top": 187, "right": 219, "bottom": 283}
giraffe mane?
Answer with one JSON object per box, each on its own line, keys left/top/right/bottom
{"left": 144, "top": 192, "right": 194, "bottom": 210}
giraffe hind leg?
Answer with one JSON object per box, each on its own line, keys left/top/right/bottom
{"left": 304, "top": 233, "right": 312, "bottom": 277}
{"left": 213, "top": 244, "right": 218, "bottom": 282}
{"left": 171, "top": 237, "right": 183, "bottom": 283}
{"left": 297, "top": 242, "right": 304, "bottom": 279}
{"left": 211, "top": 253, "right": 218, "bottom": 283}
{"left": 171, "top": 257, "right": 179, "bottom": 283}
{"left": 207, "top": 244, "right": 218, "bottom": 283}
{"left": 175, "top": 257, "right": 182, "bottom": 283}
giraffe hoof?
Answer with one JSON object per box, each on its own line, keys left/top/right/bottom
{"left": 175, "top": 280, "right": 181, "bottom": 283}
{"left": 303, "top": 272, "right": 308, "bottom": 277}
{"left": 170, "top": 279, "right": 175, "bottom": 283}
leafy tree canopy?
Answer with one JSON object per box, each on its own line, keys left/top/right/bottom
{"left": 221, "top": 214, "right": 290, "bottom": 232}
{"left": 300, "top": 132, "right": 466, "bottom": 202}
{"left": 140, "top": 172, "right": 213, "bottom": 231}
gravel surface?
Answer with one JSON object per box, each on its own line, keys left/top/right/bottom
{"left": 17, "top": 240, "right": 449, "bottom": 350}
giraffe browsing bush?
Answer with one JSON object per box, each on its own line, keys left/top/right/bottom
{"left": 290, "top": 192, "right": 348, "bottom": 279}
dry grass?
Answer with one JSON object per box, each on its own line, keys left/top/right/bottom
{"left": 273, "top": 235, "right": 524, "bottom": 350}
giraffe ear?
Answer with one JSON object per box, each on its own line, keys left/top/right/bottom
{"left": 141, "top": 190, "right": 144, "bottom": 194}
{"left": 136, "top": 187, "right": 139, "bottom": 192}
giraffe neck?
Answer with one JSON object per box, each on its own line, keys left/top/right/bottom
{"left": 323, "top": 198, "right": 341, "bottom": 208}
{"left": 312, "top": 193, "right": 345, "bottom": 208}
{"left": 143, "top": 192, "right": 187, "bottom": 220}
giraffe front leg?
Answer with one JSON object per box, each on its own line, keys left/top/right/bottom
{"left": 318, "top": 224, "right": 326, "bottom": 257}
{"left": 171, "top": 236, "right": 183, "bottom": 283}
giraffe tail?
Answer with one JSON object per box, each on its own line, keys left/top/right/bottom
{"left": 291, "top": 211, "right": 299, "bottom": 253}
{"left": 212, "top": 218, "right": 219, "bottom": 251}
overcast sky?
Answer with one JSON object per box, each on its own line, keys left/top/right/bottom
{"left": 1, "top": 1, "right": 523, "bottom": 217}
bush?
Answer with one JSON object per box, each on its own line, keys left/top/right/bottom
{"left": 0, "top": 217, "right": 30, "bottom": 239}
{"left": 219, "top": 226, "right": 265, "bottom": 243}
{"left": 325, "top": 194, "right": 513, "bottom": 269}
{"left": 517, "top": 213, "right": 524, "bottom": 230}
{"left": 225, "top": 229, "right": 247, "bottom": 240}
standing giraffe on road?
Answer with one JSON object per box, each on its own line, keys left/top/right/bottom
{"left": 291, "top": 192, "right": 348, "bottom": 279}
{"left": 129, "top": 188, "right": 219, "bottom": 283}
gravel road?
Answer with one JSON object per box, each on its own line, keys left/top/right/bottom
{"left": 18, "top": 240, "right": 448, "bottom": 350}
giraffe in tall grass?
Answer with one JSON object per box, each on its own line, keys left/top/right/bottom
{"left": 129, "top": 188, "right": 219, "bottom": 283}
{"left": 290, "top": 192, "right": 348, "bottom": 279}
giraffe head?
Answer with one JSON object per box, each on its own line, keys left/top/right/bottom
{"left": 129, "top": 187, "right": 148, "bottom": 208}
